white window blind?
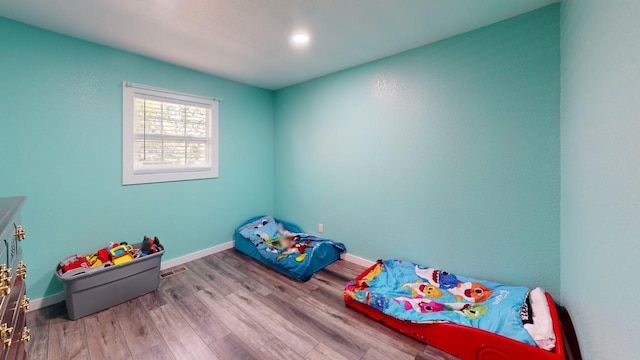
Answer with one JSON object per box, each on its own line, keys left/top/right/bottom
{"left": 134, "top": 96, "right": 210, "bottom": 170}
{"left": 123, "top": 82, "right": 219, "bottom": 185}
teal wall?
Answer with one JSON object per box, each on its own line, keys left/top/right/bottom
{"left": 1, "top": 6, "right": 565, "bottom": 306}
{"left": 0, "top": 18, "right": 275, "bottom": 300}
{"left": 274, "top": 5, "right": 560, "bottom": 295}
{"left": 560, "top": 1, "right": 640, "bottom": 359}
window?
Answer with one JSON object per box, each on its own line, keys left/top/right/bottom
{"left": 122, "top": 82, "right": 219, "bottom": 185}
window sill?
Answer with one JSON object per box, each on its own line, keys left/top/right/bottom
{"left": 123, "top": 168, "right": 218, "bottom": 185}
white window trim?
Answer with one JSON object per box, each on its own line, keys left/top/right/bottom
{"left": 122, "top": 81, "right": 220, "bottom": 185}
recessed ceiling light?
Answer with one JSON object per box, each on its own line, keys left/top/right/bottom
{"left": 292, "top": 34, "right": 310, "bottom": 44}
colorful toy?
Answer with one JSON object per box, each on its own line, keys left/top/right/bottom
{"left": 97, "top": 248, "right": 110, "bottom": 262}
{"left": 109, "top": 243, "right": 135, "bottom": 265}
{"left": 111, "top": 252, "right": 134, "bottom": 265}
{"left": 110, "top": 243, "right": 133, "bottom": 257}
{"left": 85, "top": 254, "right": 102, "bottom": 268}
{"left": 60, "top": 255, "right": 90, "bottom": 273}
{"left": 85, "top": 248, "right": 110, "bottom": 268}
{"left": 59, "top": 235, "right": 165, "bottom": 278}
{"left": 141, "top": 236, "right": 163, "bottom": 255}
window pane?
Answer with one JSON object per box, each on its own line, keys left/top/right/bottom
{"left": 136, "top": 139, "right": 208, "bottom": 168}
{"left": 163, "top": 141, "right": 186, "bottom": 165}
{"left": 186, "top": 106, "right": 208, "bottom": 137}
{"left": 134, "top": 97, "right": 209, "bottom": 138}
{"left": 186, "top": 142, "right": 207, "bottom": 166}
{"left": 132, "top": 94, "right": 211, "bottom": 170}
{"left": 144, "top": 99, "right": 163, "bottom": 134}
{"left": 162, "top": 103, "right": 186, "bottom": 136}
{"left": 134, "top": 98, "right": 146, "bottom": 133}
{"left": 135, "top": 139, "right": 163, "bottom": 166}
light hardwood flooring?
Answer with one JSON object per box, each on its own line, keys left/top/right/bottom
{"left": 25, "top": 249, "right": 458, "bottom": 360}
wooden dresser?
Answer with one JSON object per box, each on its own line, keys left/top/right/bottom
{"left": 0, "top": 197, "right": 28, "bottom": 360}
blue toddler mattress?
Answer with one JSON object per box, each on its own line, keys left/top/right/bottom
{"left": 234, "top": 216, "right": 346, "bottom": 281}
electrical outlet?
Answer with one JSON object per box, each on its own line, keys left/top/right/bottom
{"left": 318, "top": 223, "right": 324, "bottom": 233}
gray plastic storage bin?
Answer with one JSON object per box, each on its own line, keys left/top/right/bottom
{"left": 55, "top": 243, "right": 164, "bottom": 320}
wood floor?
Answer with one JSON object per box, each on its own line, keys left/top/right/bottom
{"left": 25, "top": 249, "right": 458, "bottom": 360}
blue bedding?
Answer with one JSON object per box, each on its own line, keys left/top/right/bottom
{"left": 345, "top": 259, "right": 537, "bottom": 346}
{"left": 236, "top": 216, "right": 346, "bottom": 280}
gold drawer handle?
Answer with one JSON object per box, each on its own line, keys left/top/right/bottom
{"left": 0, "top": 264, "right": 10, "bottom": 279}
{"left": 16, "top": 262, "right": 26, "bottom": 280}
{"left": 20, "top": 296, "right": 29, "bottom": 312}
{"left": 0, "top": 323, "right": 13, "bottom": 348}
{"left": 20, "top": 327, "right": 30, "bottom": 343}
{"left": 0, "top": 285, "right": 10, "bottom": 297}
{"left": 13, "top": 224, "right": 26, "bottom": 241}
{"left": 0, "top": 265, "right": 11, "bottom": 297}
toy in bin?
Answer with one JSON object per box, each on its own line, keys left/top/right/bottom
{"left": 141, "top": 236, "right": 163, "bottom": 255}
{"left": 59, "top": 236, "right": 163, "bottom": 274}
{"left": 110, "top": 243, "right": 135, "bottom": 265}
{"left": 85, "top": 248, "right": 110, "bottom": 268}
{"left": 56, "top": 236, "right": 165, "bottom": 320}
{"left": 60, "top": 254, "right": 90, "bottom": 273}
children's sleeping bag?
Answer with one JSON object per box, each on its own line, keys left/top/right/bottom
{"left": 345, "top": 260, "right": 563, "bottom": 360}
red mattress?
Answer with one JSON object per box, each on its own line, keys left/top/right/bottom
{"left": 344, "top": 263, "right": 565, "bottom": 360}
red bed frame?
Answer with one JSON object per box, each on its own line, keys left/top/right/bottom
{"left": 344, "top": 263, "right": 565, "bottom": 360}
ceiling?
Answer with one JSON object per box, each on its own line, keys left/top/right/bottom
{"left": 0, "top": 0, "right": 558, "bottom": 90}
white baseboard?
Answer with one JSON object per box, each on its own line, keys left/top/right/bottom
{"left": 160, "top": 240, "right": 234, "bottom": 271}
{"left": 27, "top": 240, "right": 235, "bottom": 312}
{"left": 27, "top": 292, "right": 65, "bottom": 313}
{"left": 342, "top": 253, "right": 376, "bottom": 267}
